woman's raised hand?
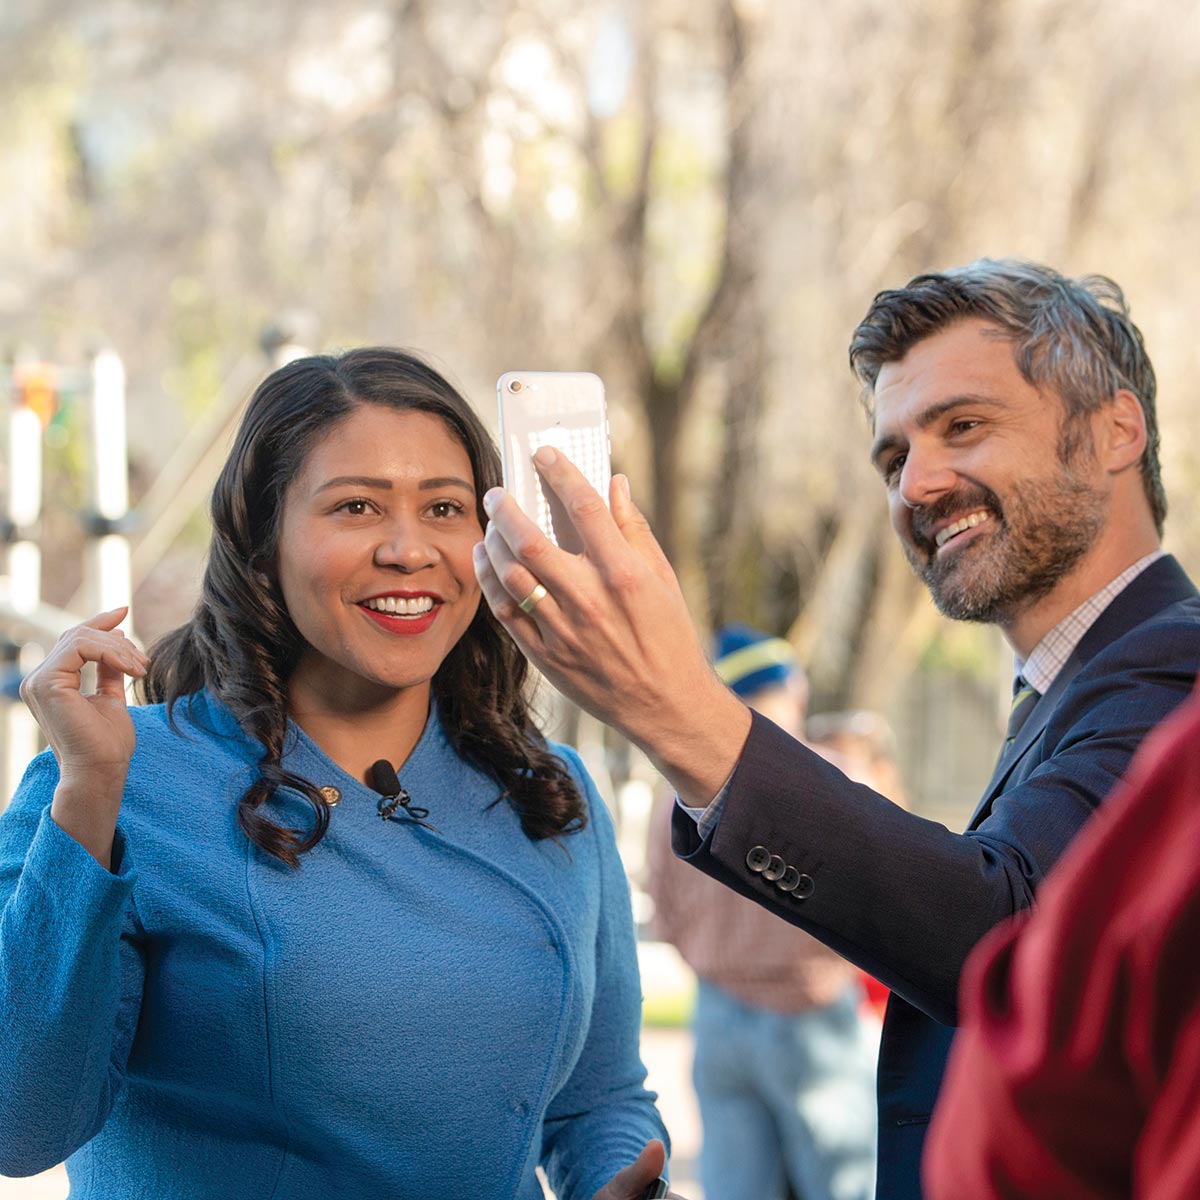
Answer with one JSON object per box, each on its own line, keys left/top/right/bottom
{"left": 19, "top": 607, "right": 149, "bottom": 869}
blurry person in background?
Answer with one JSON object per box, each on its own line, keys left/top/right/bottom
{"left": 0, "top": 348, "right": 678, "bottom": 1200}
{"left": 648, "top": 624, "right": 877, "bottom": 1200}
{"left": 805, "top": 710, "right": 909, "bottom": 1026}
{"left": 924, "top": 680, "right": 1200, "bottom": 1200}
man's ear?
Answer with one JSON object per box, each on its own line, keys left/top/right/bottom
{"left": 1097, "top": 389, "right": 1148, "bottom": 473}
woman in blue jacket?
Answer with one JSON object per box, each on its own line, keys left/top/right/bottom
{"left": 0, "top": 348, "right": 673, "bottom": 1199}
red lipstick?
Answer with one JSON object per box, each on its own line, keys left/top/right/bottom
{"left": 357, "top": 593, "right": 442, "bottom": 636}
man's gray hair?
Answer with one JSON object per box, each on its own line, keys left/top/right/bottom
{"left": 848, "top": 258, "right": 1165, "bottom": 533}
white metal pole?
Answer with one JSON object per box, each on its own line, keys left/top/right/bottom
{"left": 2, "top": 391, "right": 46, "bottom": 804}
{"left": 85, "top": 349, "right": 134, "bottom": 628}
{"left": 6, "top": 405, "right": 42, "bottom": 611}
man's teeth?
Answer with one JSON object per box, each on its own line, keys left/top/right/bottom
{"left": 935, "top": 511, "right": 991, "bottom": 549}
{"left": 362, "top": 596, "right": 435, "bottom": 615}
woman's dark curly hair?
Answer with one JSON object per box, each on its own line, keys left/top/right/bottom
{"left": 142, "top": 347, "right": 586, "bottom": 866}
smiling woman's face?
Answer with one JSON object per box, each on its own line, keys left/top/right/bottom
{"left": 275, "top": 403, "right": 484, "bottom": 711}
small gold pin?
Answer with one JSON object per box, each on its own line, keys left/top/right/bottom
{"left": 319, "top": 785, "right": 341, "bottom": 808}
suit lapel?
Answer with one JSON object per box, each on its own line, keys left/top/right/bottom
{"left": 970, "top": 555, "right": 1197, "bottom": 828}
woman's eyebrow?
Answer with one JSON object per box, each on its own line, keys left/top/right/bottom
{"left": 314, "top": 475, "right": 393, "bottom": 494}
{"left": 419, "top": 476, "right": 475, "bottom": 493}
{"left": 312, "top": 474, "right": 476, "bottom": 494}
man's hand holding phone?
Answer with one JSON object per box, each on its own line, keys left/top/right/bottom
{"left": 475, "top": 434, "right": 752, "bottom": 813}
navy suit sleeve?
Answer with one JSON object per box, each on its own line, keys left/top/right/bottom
{"left": 673, "top": 610, "right": 1200, "bottom": 1026}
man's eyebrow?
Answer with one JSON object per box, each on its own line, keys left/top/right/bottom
{"left": 869, "top": 432, "right": 904, "bottom": 471}
{"left": 869, "top": 394, "right": 1004, "bottom": 468}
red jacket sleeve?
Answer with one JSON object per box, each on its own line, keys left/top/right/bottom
{"left": 923, "top": 689, "right": 1200, "bottom": 1200}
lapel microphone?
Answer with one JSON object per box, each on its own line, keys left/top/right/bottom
{"left": 369, "top": 759, "right": 440, "bottom": 833}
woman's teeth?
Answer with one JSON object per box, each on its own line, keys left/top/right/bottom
{"left": 362, "top": 596, "right": 435, "bottom": 615}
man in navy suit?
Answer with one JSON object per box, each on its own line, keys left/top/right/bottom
{"left": 474, "top": 259, "right": 1200, "bottom": 1200}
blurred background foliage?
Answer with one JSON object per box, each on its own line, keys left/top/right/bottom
{"left": 4, "top": 0, "right": 1200, "bottom": 822}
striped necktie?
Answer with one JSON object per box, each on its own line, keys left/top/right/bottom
{"left": 1006, "top": 677, "right": 1040, "bottom": 745}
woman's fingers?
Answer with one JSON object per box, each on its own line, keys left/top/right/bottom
{"left": 86, "top": 605, "right": 131, "bottom": 632}
{"left": 29, "top": 611, "right": 142, "bottom": 869}
{"left": 43, "top": 630, "right": 148, "bottom": 683}
{"left": 20, "top": 613, "right": 148, "bottom": 719}
{"left": 96, "top": 632, "right": 149, "bottom": 677}
{"left": 57, "top": 609, "right": 147, "bottom": 671}
{"left": 95, "top": 657, "right": 134, "bottom": 700}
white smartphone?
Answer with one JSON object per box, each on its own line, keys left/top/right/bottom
{"left": 497, "top": 371, "right": 611, "bottom": 553}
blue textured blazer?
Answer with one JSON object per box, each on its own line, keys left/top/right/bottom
{"left": 0, "top": 692, "right": 665, "bottom": 1199}
{"left": 672, "top": 554, "right": 1200, "bottom": 1200}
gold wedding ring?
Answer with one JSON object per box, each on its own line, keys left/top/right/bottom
{"left": 517, "top": 583, "right": 548, "bottom": 614}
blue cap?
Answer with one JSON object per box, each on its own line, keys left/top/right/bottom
{"left": 712, "top": 623, "right": 798, "bottom": 698}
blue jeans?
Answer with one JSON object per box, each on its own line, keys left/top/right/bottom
{"left": 691, "top": 980, "right": 878, "bottom": 1200}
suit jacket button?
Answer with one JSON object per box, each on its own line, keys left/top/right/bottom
{"left": 777, "top": 865, "right": 801, "bottom": 891}
{"left": 762, "top": 854, "right": 786, "bottom": 881}
{"left": 793, "top": 873, "right": 815, "bottom": 899}
{"left": 746, "top": 845, "right": 771, "bottom": 872}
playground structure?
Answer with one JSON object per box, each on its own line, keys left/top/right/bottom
{"left": 0, "top": 334, "right": 306, "bottom": 806}
{"left": 0, "top": 351, "right": 133, "bottom": 801}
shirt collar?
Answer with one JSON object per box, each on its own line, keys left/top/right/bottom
{"left": 1017, "top": 550, "right": 1164, "bottom": 695}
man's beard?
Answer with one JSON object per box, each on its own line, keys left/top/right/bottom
{"left": 903, "top": 466, "right": 1106, "bottom": 626}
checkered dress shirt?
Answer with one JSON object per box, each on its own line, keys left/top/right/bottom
{"left": 1018, "top": 551, "right": 1163, "bottom": 695}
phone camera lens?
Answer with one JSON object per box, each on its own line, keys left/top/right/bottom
{"left": 507, "top": 378, "right": 523, "bottom": 393}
